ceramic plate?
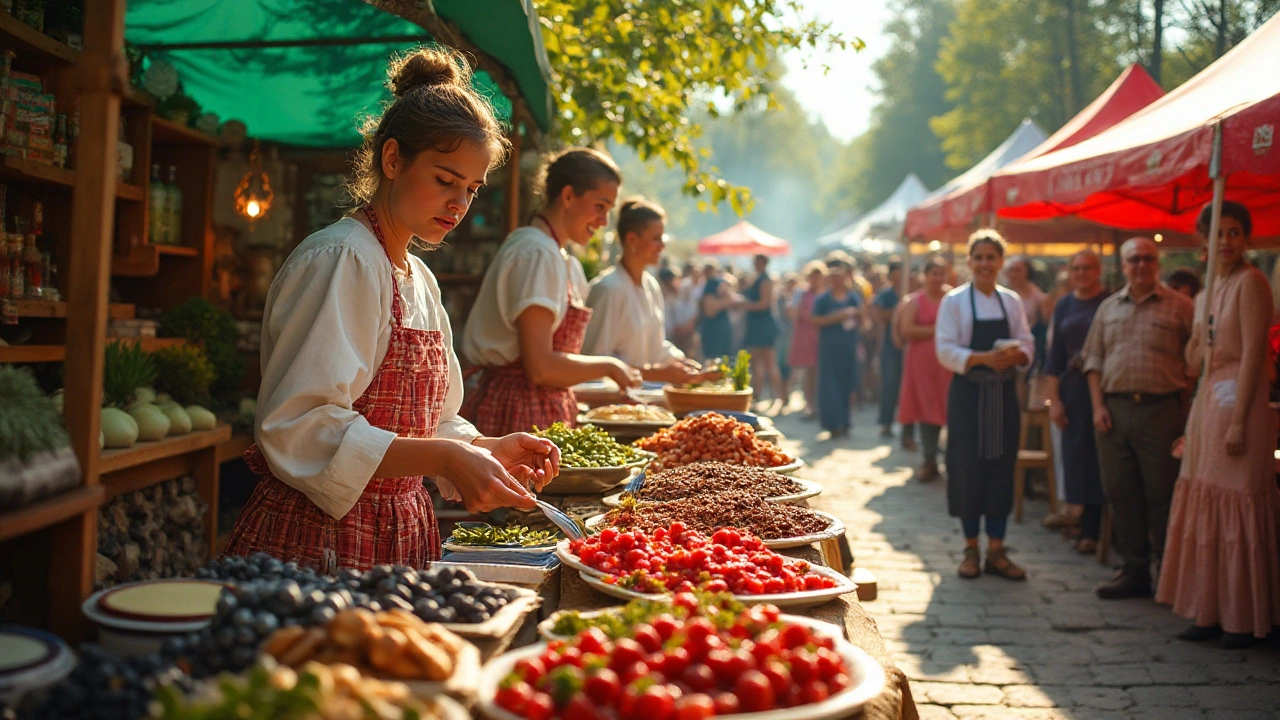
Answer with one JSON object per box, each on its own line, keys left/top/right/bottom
{"left": 601, "top": 476, "right": 823, "bottom": 508}
{"left": 575, "top": 564, "right": 856, "bottom": 610}
{"left": 476, "top": 633, "right": 885, "bottom": 720}
{"left": 581, "top": 508, "right": 844, "bottom": 550}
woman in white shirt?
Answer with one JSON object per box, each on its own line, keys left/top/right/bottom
{"left": 460, "top": 149, "right": 642, "bottom": 436}
{"left": 582, "top": 198, "right": 707, "bottom": 383}
{"left": 223, "top": 48, "right": 559, "bottom": 573}
{"left": 936, "top": 230, "right": 1035, "bottom": 581}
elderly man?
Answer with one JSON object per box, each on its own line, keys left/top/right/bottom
{"left": 1082, "top": 237, "right": 1194, "bottom": 599}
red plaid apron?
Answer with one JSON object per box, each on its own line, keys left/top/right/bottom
{"left": 223, "top": 207, "right": 447, "bottom": 573}
{"left": 461, "top": 291, "right": 592, "bottom": 437}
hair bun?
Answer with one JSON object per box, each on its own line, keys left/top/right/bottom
{"left": 388, "top": 47, "right": 466, "bottom": 98}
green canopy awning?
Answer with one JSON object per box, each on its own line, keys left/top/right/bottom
{"left": 125, "top": 0, "right": 553, "bottom": 148}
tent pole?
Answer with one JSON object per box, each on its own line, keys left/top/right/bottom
{"left": 1188, "top": 121, "right": 1226, "bottom": 484}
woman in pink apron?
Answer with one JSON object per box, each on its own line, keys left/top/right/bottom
{"left": 461, "top": 148, "right": 642, "bottom": 436}
{"left": 898, "top": 255, "right": 954, "bottom": 482}
{"left": 224, "top": 48, "right": 558, "bottom": 572}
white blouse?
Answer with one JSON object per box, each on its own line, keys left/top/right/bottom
{"left": 255, "top": 218, "right": 479, "bottom": 520}
{"left": 935, "top": 282, "right": 1036, "bottom": 375}
{"left": 460, "top": 226, "right": 590, "bottom": 367}
{"left": 582, "top": 266, "right": 684, "bottom": 368}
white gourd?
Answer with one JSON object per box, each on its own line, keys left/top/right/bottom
{"left": 128, "top": 402, "right": 171, "bottom": 441}
{"left": 155, "top": 392, "right": 173, "bottom": 405}
{"left": 134, "top": 387, "right": 157, "bottom": 404}
{"left": 161, "top": 404, "right": 193, "bottom": 434}
{"left": 101, "top": 407, "right": 139, "bottom": 448}
{"left": 186, "top": 405, "right": 217, "bottom": 431}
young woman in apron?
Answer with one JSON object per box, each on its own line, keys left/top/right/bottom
{"left": 460, "top": 148, "right": 642, "bottom": 436}
{"left": 223, "top": 48, "right": 559, "bottom": 573}
{"left": 935, "top": 231, "right": 1034, "bottom": 580}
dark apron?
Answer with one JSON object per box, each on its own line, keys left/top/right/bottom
{"left": 946, "top": 286, "right": 1021, "bottom": 519}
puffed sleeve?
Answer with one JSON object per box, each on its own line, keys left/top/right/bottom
{"left": 255, "top": 245, "right": 396, "bottom": 520}
{"left": 497, "top": 242, "right": 567, "bottom": 326}
{"left": 935, "top": 290, "right": 971, "bottom": 374}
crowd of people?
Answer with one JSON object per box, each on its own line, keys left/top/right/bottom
{"left": 646, "top": 204, "right": 1278, "bottom": 649}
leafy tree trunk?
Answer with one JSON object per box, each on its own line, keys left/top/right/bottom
{"left": 1216, "top": 0, "right": 1228, "bottom": 57}
{"left": 1150, "top": 0, "right": 1165, "bottom": 84}
{"left": 1065, "top": 0, "right": 1085, "bottom": 115}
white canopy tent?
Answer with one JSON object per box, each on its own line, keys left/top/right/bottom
{"left": 818, "top": 174, "right": 931, "bottom": 253}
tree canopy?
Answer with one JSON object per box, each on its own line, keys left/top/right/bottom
{"left": 534, "top": 0, "right": 854, "bottom": 214}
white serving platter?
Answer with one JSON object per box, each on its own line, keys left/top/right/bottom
{"left": 476, "top": 630, "right": 885, "bottom": 720}
{"left": 576, "top": 564, "right": 857, "bottom": 610}
{"left": 581, "top": 508, "right": 845, "bottom": 550}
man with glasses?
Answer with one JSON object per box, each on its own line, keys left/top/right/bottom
{"left": 1081, "top": 237, "right": 1194, "bottom": 599}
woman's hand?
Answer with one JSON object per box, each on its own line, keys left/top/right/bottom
{"left": 1225, "top": 421, "right": 1246, "bottom": 456}
{"left": 473, "top": 434, "right": 560, "bottom": 492}
{"left": 603, "top": 358, "right": 643, "bottom": 389}
{"left": 441, "top": 442, "right": 536, "bottom": 513}
{"left": 645, "top": 359, "right": 706, "bottom": 385}
{"left": 1048, "top": 401, "right": 1068, "bottom": 430}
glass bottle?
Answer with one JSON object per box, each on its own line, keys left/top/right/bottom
{"left": 165, "top": 165, "right": 183, "bottom": 246}
{"left": 23, "top": 233, "right": 40, "bottom": 298}
{"left": 7, "top": 233, "right": 23, "bottom": 300}
{"left": 116, "top": 118, "right": 133, "bottom": 182}
{"left": 148, "top": 164, "right": 167, "bottom": 245}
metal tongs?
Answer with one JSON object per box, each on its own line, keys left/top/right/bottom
{"left": 532, "top": 498, "right": 585, "bottom": 540}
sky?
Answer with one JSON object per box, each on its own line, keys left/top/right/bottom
{"left": 781, "top": 0, "right": 891, "bottom": 142}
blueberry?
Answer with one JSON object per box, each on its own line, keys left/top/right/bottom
{"left": 310, "top": 605, "right": 337, "bottom": 626}
{"left": 382, "top": 594, "right": 413, "bottom": 612}
{"left": 436, "top": 606, "right": 457, "bottom": 622}
{"left": 215, "top": 627, "right": 237, "bottom": 649}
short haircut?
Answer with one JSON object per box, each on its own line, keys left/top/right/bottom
{"left": 967, "top": 228, "right": 1006, "bottom": 257}
{"left": 1166, "top": 268, "right": 1202, "bottom": 295}
{"left": 616, "top": 197, "right": 665, "bottom": 240}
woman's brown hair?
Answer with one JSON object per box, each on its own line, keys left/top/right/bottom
{"left": 536, "top": 147, "right": 622, "bottom": 207}
{"left": 967, "top": 228, "right": 1007, "bottom": 257}
{"left": 348, "top": 46, "right": 511, "bottom": 206}
{"left": 616, "top": 197, "right": 665, "bottom": 240}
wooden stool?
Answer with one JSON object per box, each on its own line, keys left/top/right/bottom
{"left": 1097, "top": 506, "right": 1112, "bottom": 564}
{"left": 818, "top": 537, "right": 843, "bottom": 570}
{"left": 1014, "top": 407, "right": 1057, "bottom": 522}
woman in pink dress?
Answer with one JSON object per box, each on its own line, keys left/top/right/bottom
{"left": 898, "top": 255, "right": 953, "bottom": 481}
{"left": 787, "top": 261, "right": 827, "bottom": 419}
{"left": 1157, "top": 201, "right": 1280, "bottom": 648}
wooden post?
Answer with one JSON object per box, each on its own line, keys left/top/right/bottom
{"left": 192, "top": 447, "right": 221, "bottom": 560}
{"left": 505, "top": 126, "right": 522, "bottom": 234}
{"left": 52, "top": 0, "right": 126, "bottom": 640}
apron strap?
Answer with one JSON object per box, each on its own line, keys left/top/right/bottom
{"left": 361, "top": 205, "right": 405, "bottom": 328}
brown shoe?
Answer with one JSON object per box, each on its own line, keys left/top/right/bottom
{"left": 916, "top": 460, "right": 940, "bottom": 482}
{"left": 1075, "top": 538, "right": 1098, "bottom": 554}
{"left": 1096, "top": 569, "right": 1152, "bottom": 599}
{"left": 958, "top": 546, "right": 981, "bottom": 579}
{"left": 1041, "top": 512, "right": 1078, "bottom": 530}
{"left": 983, "top": 547, "right": 1026, "bottom": 580}
{"left": 901, "top": 437, "right": 919, "bottom": 452}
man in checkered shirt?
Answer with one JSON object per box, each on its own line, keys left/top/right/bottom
{"left": 1082, "top": 236, "right": 1194, "bottom": 600}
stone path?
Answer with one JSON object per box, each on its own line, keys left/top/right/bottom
{"left": 770, "top": 404, "right": 1280, "bottom": 720}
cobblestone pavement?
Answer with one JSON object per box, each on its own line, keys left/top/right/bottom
{"left": 770, "top": 404, "right": 1280, "bottom": 720}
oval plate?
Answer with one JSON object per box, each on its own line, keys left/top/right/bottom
{"left": 577, "top": 566, "right": 856, "bottom": 609}
{"left": 537, "top": 609, "right": 845, "bottom": 643}
{"left": 476, "top": 633, "right": 884, "bottom": 720}
{"left": 601, "top": 476, "right": 823, "bottom": 507}
{"left": 582, "top": 508, "right": 845, "bottom": 550}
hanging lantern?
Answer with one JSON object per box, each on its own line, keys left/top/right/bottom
{"left": 234, "top": 141, "right": 274, "bottom": 229}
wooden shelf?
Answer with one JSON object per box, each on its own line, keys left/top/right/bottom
{"left": 0, "top": 344, "right": 64, "bottom": 362}
{"left": 0, "top": 156, "right": 75, "bottom": 188}
{"left": 112, "top": 242, "right": 199, "bottom": 276}
{"left": 117, "top": 182, "right": 145, "bottom": 201}
{"left": 100, "top": 425, "right": 232, "bottom": 477}
{"left": 216, "top": 432, "right": 256, "bottom": 465}
{"left": 0, "top": 336, "right": 184, "bottom": 363}
{"left": 151, "top": 116, "right": 219, "bottom": 146}
{"left": 0, "top": 486, "right": 104, "bottom": 543}
{"left": 13, "top": 300, "right": 135, "bottom": 320}
{"left": 123, "top": 87, "right": 155, "bottom": 109}
{"left": 0, "top": 12, "right": 79, "bottom": 67}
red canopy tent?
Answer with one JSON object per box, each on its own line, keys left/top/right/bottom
{"left": 906, "top": 65, "right": 1166, "bottom": 243}
{"left": 991, "top": 12, "right": 1280, "bottom": 239}
{"left": 697, "top": 221, "right": 792, "bottom": 256}
{"left": 904, "top": 119, "right": 1046, "bottom": 242}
